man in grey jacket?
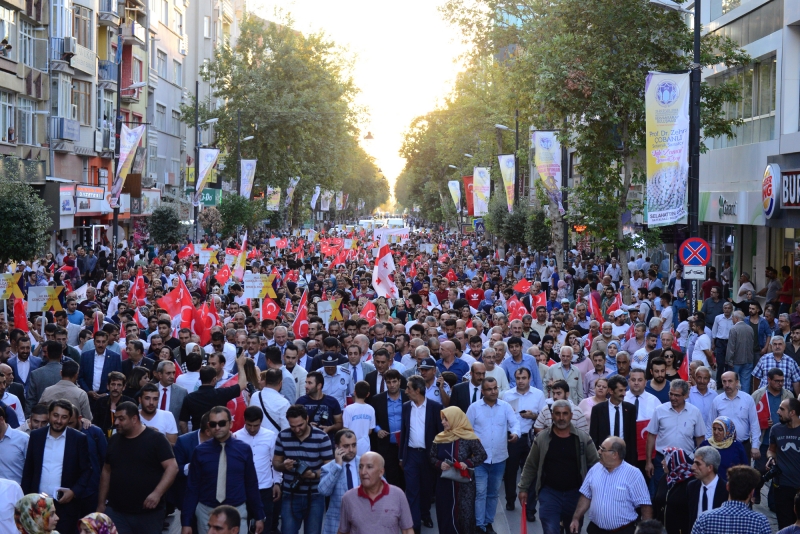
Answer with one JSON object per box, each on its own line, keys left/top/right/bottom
{"left": 25, "top": 341, "right": 65, "bottom": 414}
{"left": 727, "top": 310, "right": 755, "bottom": 393}
{"left": 518, "top": 399, "right": 599, "bottom": 530}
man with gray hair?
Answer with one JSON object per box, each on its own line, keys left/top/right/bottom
{"left": 590, "top": 322, "right": 619, "bottom": 355}
{"left": 711, "top": 301, "right": 734, "bottom": 385}
{"left": 727, "top": 310, "right": 755, "bottom": 394}
{"left": 687, "top": 446, "right": 727, "bottom": 522}
{"left": 645, "top": 379, "right": 706, "bottom": 497}
{"left": 752, "top": 335, "right": 800, "bottom": 395}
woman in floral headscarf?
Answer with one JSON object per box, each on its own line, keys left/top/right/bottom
{"left": 14, "top": 493, "right": 59, "bottom": 534}
{"left": 78, "top": 513, "right": 117, "bottom": 534}
{"left": 653, "top": 447, "right": 694, "bottom": 534}
{"left": 699, "top": 416, "right": 748, "bottom": 483}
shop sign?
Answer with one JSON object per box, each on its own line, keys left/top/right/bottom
{"left": 76, "top": 185, "right": 104, "bottom": 199}
{"left": 781, "top": 169, "right": 800, "bottom": 209}
{"left": 718, "top": 195, "right": 737, "bottom": 217}
{"left": 763, "top": 164, "right": 780, "bottom": 219}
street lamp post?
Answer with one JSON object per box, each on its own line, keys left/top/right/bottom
{"left": 235, "top": 109, "right": 254, "bottom": 197}
{"left": 193, "top": 79, "right": 217, "bottom": 242}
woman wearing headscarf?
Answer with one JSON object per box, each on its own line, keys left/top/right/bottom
{"left": 429, "top": 406, "right": 487, "bottom": 534}
{"left": 653, "top": 447, "right": 695, "bottom": 534}
{"left": 77, "top": 514, "right": 117, "bottom": 534}
{"left": 605, "top": 340, "right": 621, "bottom": 374}
{"left": 699, "top": 416, "right": 748, "bottom": 483}
{"left": 14, "top": 493, "right": 59, "bottom": 534}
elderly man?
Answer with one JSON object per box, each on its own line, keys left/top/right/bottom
{"left": 711, "top": 371, "right": 761, "bottom": 460}
{"left": 544, "top": 346, "right": 583, "bottom": 404}
{"left": 569, "top": 437, "right": 651, "bottom": 534}
{"left": 727, "top": 310, "right": 756, "bottom": 394}
{"left": 752, "top": 335, "right": 800, "bottom": 395}
{"left": 711, "top": 301, "right": 734, "bottom": 385}
{"left": 435, "top": 340, "right": 469, "bottom": 382}
{"left": 590, "top": 323, "right": 619, "bottom": 355}
{"left": 686, "top": 446, "right": 728, "bottom": 523}
{"left": 687, "top": 366, "right": 716, "bottom": 432}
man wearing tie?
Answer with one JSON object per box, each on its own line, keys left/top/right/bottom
{"left": 449, "top": 362, "right": 485, "bottom": 413}
{"left": 687, "top": 446, "right": 727, "bottom": 524}
{"left": 366, "top": 349, "right": 407, "bottom": 397}
{"left": 589, "top": 375, "right": 638, "bottom": 464}
{"left": 154, "top": 361, "right": 188, "bottom": 430}
{"left": 344, "top": 345, "right": 375, "bottom": 397}
{"left": 319, "top": 430, "right": 360, "bottom": 534}
{"left": 269, "top": 326, "right": 289, "bottom": 355}
{"left": 181, "top": 406, "right": 265, "bottom": 534}
{"left": 368, "top": 369, "right": 407, "bottom": 489}
{"left": 400, "top": 375, "right": 443, "bottom": 534}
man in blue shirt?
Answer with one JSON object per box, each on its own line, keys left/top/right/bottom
{"left": 368, "top": 369, "right": 406, "bottom": 491}
{"left": 501, "top": 337, "right": 542, "bottom": 390}
{"left": 66, "top": 298, "right": 84, "bottom": 326}
{"left": 435, "top": 341, "right": 469, "bottom": 381}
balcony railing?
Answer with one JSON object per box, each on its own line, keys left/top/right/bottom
{"left": 98, "top": 0, "right": 120, "bottom": 25}
{"left": 121, "top": 22, "right": 146, "bottom": 46}
{"left": 49, "top": 37, "right": 63, "bottom": 61}
{"left": 99, "top": 0, "right": 116, "bottom": 14}
{"left": 98, "top": 59, "right": 117, "bottom": 82}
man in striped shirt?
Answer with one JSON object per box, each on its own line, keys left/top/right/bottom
{"left": 272, "top": 404, "right": 334, "bottom": 534}
{"left": 569, "top": 436, "right": 651, "bottom": 534}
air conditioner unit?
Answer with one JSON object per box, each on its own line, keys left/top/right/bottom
{"left": 142, "top": 173, "right": 157, "bottom": 188}
{"left": 70, "top": 104, "right": 78, "bottom": 120}
{"left": 179, "top": 39, "right": 187, "bottom": 55}
{"left": 63, "top": 37, "right": 77, "bottom": 55}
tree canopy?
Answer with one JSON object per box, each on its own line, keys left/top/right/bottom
{"left": 0, "top": 179, "right": 51, "bottom": 264}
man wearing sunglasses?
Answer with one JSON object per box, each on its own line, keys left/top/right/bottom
{"left": 182, "top": 406, "right": 266, "bottom": 534}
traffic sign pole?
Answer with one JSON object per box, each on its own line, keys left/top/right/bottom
{"left": 678, "top": 238, "right": 711, "bottom": 316}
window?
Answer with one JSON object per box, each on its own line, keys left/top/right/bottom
{"left": 51, "top": 0, "right": 72, "bottom": 39}
{"left": 133, "top": 57, "right": 142, "bottom": 85}
{"left": 19, "top": 19, "right": 33, "bottom": 67}
{"left": 708, "top": 56, "right": 777, "bottom": 149}
{"left": 172, "top": 9, "right": 182, "bottom": 34}
{"left": 171, "top": 109, "right": 181, "bottom": 136}
{"left": 711, "top": 1, "right": 783, "bottom": 46}
{"left": 173, "top": 60, "right": 181, "bottom": 86}
{"left": 203, "top": 16, "right": 210, "bottom": 38}
{"left": 16, "top": 97, "right": 36, "bottom": 145}
{"left": 156, "top": 103, "right": 166, "bottom": 130}
{"left": 73, "top": 6, "right": 92, "bottom": 48}
{"left": 0, "top": 91, "right": 14, "bottom": 143}
{"left": 156, "top": 50, "right": 167, "bottom": 78}
{"left": 131, "top": 112, "right": 143, "bottom": 126}
{"left": 0, "top": 7, "right": 16, "bottom": 61}
{"left": 72, "top": 80, "right": 91, "bottom": 125}
{"left": 161, "top": 0, "right": 168, "bottom": 25}
{"left": 51, "top": 73, "right": 71, "bottom": 117}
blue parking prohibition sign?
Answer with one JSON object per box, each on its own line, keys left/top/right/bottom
{"left": 678, "top": 237, "right": 711, "bottom": 266}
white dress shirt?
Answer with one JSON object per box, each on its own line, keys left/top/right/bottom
{"left": 234, "top": 426, "right": 279, "bottom": 489}
{"left": 468, "top": 382, "right": 482, "bottom": 404}
{"left": 1, "top": 392, "right": 24, "bottom": 424}
{"left": 698, "top": 475, "right": 720, "bottom": 515}
{"left": 609, "top": 400, "right": 625, "bottom": 439}
{"left": 157, "top": 384, "right": 172, "bottom": 411}
{"left": 502, "top": 387, "right": 546, "bottom": 435}
{"left": 40, "top": 431, "right": 67, "bottom": 497}
{"left": 15, "top": 359, "right": 30, "bottom": 384}
{"left": 711, "top": 314, "right": 733, "bottom": 340}
{"left": 408, "top": 400, "right": 427, "bottom": 449}
{"left": 0, "top": 479, "right": 23, "bottom": 534}
{"left": 466, "top": 399, "right": 521, "bottom": 464}
{"left": 92, "top": 351, "right": 106, "bottom": 391}
{"left": 624, "top": 390, "right": 660, "bottom": 421}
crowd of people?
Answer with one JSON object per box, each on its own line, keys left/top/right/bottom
{"left": 0, "top": 225, "right": 798, "bottom": 534}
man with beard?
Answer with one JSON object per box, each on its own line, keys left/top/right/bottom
{"left": 767, "top": 398, "right": 800, "bottom": 529}
{"left": 139, "top": 382, "right": 178, "bottom": 445}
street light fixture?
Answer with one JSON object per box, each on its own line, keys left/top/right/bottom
{"left": 241, "top": 136, "right": 254, "bottom": 142}
{"left": 204, "top": 117, "right": 219, "bottom": 125}
{"left": 124, "top": 81, "right": 147, "bottom": 90}
{"left": 364, "top": 132, "right": 374, "bottom": 140}
{"left": 448, "top": 165, "right": 458, "bottom": 170}
{"left": 649, "top": 0, "right": 692, "bottom": 13}
{"left": 494, "top": 124, "right": 510, "bottom": 131}
{"left": 464, "top": 154, "right": 473, "bottom": 158}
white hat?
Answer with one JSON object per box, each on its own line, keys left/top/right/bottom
{"left": 613, "top": 309, "right": 627, "bottom": 318}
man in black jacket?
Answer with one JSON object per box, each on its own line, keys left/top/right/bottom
{"left": 687, "top": 446, "right": 728, "bottom": 524}
{"left": 589, "top": 375, "right": 638, "bottom": 465}
{"left": 367, "top": 369, "right": 407, "bottom": 489}
{"left": 449, "top": 362, "right": 485, "bottom": 413}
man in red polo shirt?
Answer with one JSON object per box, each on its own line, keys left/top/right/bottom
{"left": 779, "top": 265, "right": 795, "bottom": 315}
{"left": 337, "top": 451, "right": 413, "bottom": 534}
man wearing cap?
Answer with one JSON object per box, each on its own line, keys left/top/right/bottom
{"left": 320, "top": 352, "right": 350, "bottom": 410}
{"left": 418, "top": 357, "right": 450, "bottom": 404}
{"left": 611, "top": 310, "right": 630, "bottom": 338}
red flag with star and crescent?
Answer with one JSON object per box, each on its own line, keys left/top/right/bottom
{"left": 132, "top": 267, "right": 147, "bottom": 302}
{"left": 361, "top": 300, "right": 377, "bottom": 326}
{"left": 156, "top": 277, "right": 194, "bottom": 329}
{"left": 757, "top": 393, "right": 770, "bottom": 429}
{"left": 292, "top": 290, "right": 309, "bottom": 339}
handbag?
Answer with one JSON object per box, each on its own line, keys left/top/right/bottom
{"left": 440, "top": 462, "right": 473, "bottom": 483}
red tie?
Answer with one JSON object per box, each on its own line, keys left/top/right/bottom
{"left": 160, "top": 388, "right": 167, "bottom": 410}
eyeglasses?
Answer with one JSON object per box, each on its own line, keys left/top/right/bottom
{"left": 208, "top": 420, "right": 229, "bottom": 428}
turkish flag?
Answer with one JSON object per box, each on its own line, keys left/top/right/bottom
{"left": 261, "top": 297, "right": 280, "bottom": 320}
{"left": 463, "top": 175, "right": 474, "bottom": 216}
{"left": 533, "top": 291, "right": 547, "bottom": 310}
{"left": 587, "top": 293, "right": 601, "bottom": 320}
{"left": 134, "top": 306, "right": 149, "bottom": 329}
{"left": 399, "top": 257, "right": 407, "bottom": 268}
{"left": 624, "top": 323, "right": 636, "bottom": 341}
{"left": 216, "top": 264, "right": 232, "bottom": 286}
{"left": 286, "top": 270, "right": 299, "bottom": 283}
{"left": 94, "top": 312, "right": 101, "bottom": 334}
{"left": 192, "top": 303, "right": 212, "bottom": 346}
{"left": 677, "top": 351, "right": 689, "bottom": 380}
{"left": 757, "top": 393, "right": 770, "bottom": 429}
{"left": 292, "top": 290, "right": 309, "bottom": 339}
{"left": 177, "top": 245, "right": 193, "bottom": 259}
{"left": 132, "top": 267, "right": 147, "bottom": 302}
{"left": 276, "top": 239, "right": 288, "bottom": 249}
{"left": 509, "top": 300, "right": 527, "bottom": 321}
{"left": 584, "top": 332, "right": 593, "bottom": 353}
{"left": 225, "top": 248, "right": 240, "bottom": 256}
{"left": 408, "top": 263, "right": 417, "bottom": 279}
{"left": 13, "top": 298, "right": 28, "bottom": 332}
{"left": 605, "top": 293, "right": 623, "bottom": 319}
{"left": 361, "top": 300, "right": 377, "bottom": 326}
{"left": 285, "top": 295, "right": 293, "bottom": 314}
{"left": 507, "top": 295, "right": 521, "bottom": 315}
{"left": 513, "top": 279, "right": 531, "bottom": 294}
{"left": 445, "top": 269, "right": 457, "bottom": 282}
{"left": 222, "top": 374, "right": 247, "bottom": 432}
{"left": 637, "top": 420, "right": 655, "bottom": 461}
{"left": 156, "top": 278, "right": 194, "bottom": 329}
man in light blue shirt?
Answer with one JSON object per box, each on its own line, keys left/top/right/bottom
{"left": 687, "top": 365, "right": 717, "bottom": 433}
{"left": 0, "top": 404, "right": 28, "bottom": 484}
{"left": 501, "top": 337, "right": 542, "bottom": 390}
{"left": 467, "top": 377, "right": 520, "bottom": 533}
{"left": 711, "top": 371, "right": 761, "bottom": 458}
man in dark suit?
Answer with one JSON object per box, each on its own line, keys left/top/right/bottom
{"left": 121, "top": 339, "right": 155, "bottom": 377}
{"left": 26, "top": 341, "right": 65, "bottom": 413}
{"left": 365, "top": 349, "right": 407, "bottom": 397}
{"left": 78, "top": 330, "right": 122, "bottom": 407}
{"left": 589, "top": 374, "right": 638, "bottom": 465}
{"left": 8, "top": 337, "right": 42, "bottom": 395}
{"left": 153, "top": 360, "right": 188, "bottom": 429}
{"left": 367, "top": 368, "right": 408, "bottom": 490}
{"left": 687, "top": 446, "right": 728, "bottom": 524}
{"left": 449, "top": 362, "right": 486, "bottom": 413}
{"left": 400, "top": 375, "right": 443, "bottom": 534}
{"left": 21, "top": 399, "right": 92, "bottom": 534}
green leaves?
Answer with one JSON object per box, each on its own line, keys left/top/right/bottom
{"left": 148, "top": 205, "right": 185, "bottom": 247}
{"left": 0, "top": 178, "right": 51, "bottom": 264}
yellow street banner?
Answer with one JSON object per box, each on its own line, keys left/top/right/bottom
{"left": 242, "top": 273, "right": 277, "bottom": 299}
{"left": 28, "top": 286, "right": 63, "bottom": 312}
{"left": 645, "top": 71, "right": 690, "bottom": 227}
{"left": 0, "top": 274, "right": 23, "bottom": 299}
{"left": 498, "top": 154, "right": 515, "bottom": 213}
{"left": 198, "top": 250, "right": 218, "bottom": 265}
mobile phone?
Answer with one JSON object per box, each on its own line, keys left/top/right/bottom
{"left": 236, "top": 346, "right": 244, "bottom": 356}
{"left": 55, "top": 490, "right": 64, "bottom": 501}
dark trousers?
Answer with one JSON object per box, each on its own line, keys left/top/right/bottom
{"left": 774, "top": 484, "right": 800, "bottom": 529}
{"left": 404, "top": 447, "right": 434, "bottom": 529}
{"left": 587, "top": 522, "right": 636, "bottom": 534}
{"left": 259, "top": 488, "right": 278, "bottom": 532}
{"left": 504, "top": 435, "right": 535, "bottom": 513}
{"left": 714, "top": 338, "right": 728, "bottom": 386}
{"left": 54, "top": 501, "right": 81, "bottom": 534}
{"left": 538, "top": 487, "right": 582, "bottom": 534}
{"left": 381, "top": 443, "right": 405, "bottom": 490}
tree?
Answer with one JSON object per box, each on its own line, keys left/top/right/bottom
{"left": 217, "top": 194, "right": 267, "bottom": 236}
{"left": 0, "top": 179, "right": 51, "bottom": 263}
{"left": 198, "top": 206, "right": 222, "bottom": 236}
{"left": 148, "top": 204, "right": 184, "bottom": 246}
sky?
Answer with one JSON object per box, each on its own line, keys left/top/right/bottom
{"left": 245, "top": 0, "right": 469, "bottom": 199}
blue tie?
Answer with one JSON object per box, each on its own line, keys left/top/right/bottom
{"left": 346, "top": 463, "right": 354, "bottom": 490}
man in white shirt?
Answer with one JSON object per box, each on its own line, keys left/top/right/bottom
{"left": 249, "top": 368, "right": 290, "bottom": 432}
{"left": 138, "top": 383, "right": 178, "bottom": 444}
{"left": 283, "top": 344, "right": 309, "bottom": 402}
{"left": 690, "top": 320, "right": 713, "bottom": 367}
{"left": 234, "top": 406, "right": 281, "bottom": 530}
{"left": 0, "top": 477, "right": 23, "bottom": 534}
{"left": 203, "top": 331, "right": 238, "bottom": 373}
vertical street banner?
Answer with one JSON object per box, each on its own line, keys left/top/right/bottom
{"left": 645, "top": 71, "right": 690, "bottom": 227}
{"left": 193, "top": 148, "right": 220, "bottom": 206}
{"left": 266, "top": 187, "right": 281, "bottom": 211}
{"left": 447, "top": 180, "right": 461, "bottom": 212}
{"left": 240, "top": 160, "right": 257, "bottom": 199}
{"left": 110, "top": 124, "right": 146, "bottom": 208}
{"left": 473, "top": 167, "right": 491, "bottom": 216}
{"left": 335, "top": 191, "right": 344, "bottom": 211}
{"left": 320, "top": 190, "right": 333, "bottom": 211}
{"left": 285, "top": 177, "right": 300, "bottom": 207}
{"left": 463, "top": 176, "right": 474, "bottom": 216}
{"left": 532, "top": 131, "right": 565, "bottom": 214}
{"left": 498, "top": 154, "right": 515, "bottom": 212}
{"left": 310, "top": 185, "right": 321, "bottom": 209}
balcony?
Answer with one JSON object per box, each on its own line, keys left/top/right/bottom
{"left": 148, "top": 66, "right": 158, "bottom": 90}
{"left": 121, "top": 22, "right": 146, "bottom": 48}
{"left": 221, "top": 0, "right": 234, "bottom": 22}
{"left": 121, "top": 85, "right": 141, "bottom": 103}
{"left": 49, "top": 37, "right": 74, "bottom": 74}
{"left": 98, "top": 59, "right": 118, "bottom": 91}
{"left": 98, "top": 0, "right": 120, "bottom": 26}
